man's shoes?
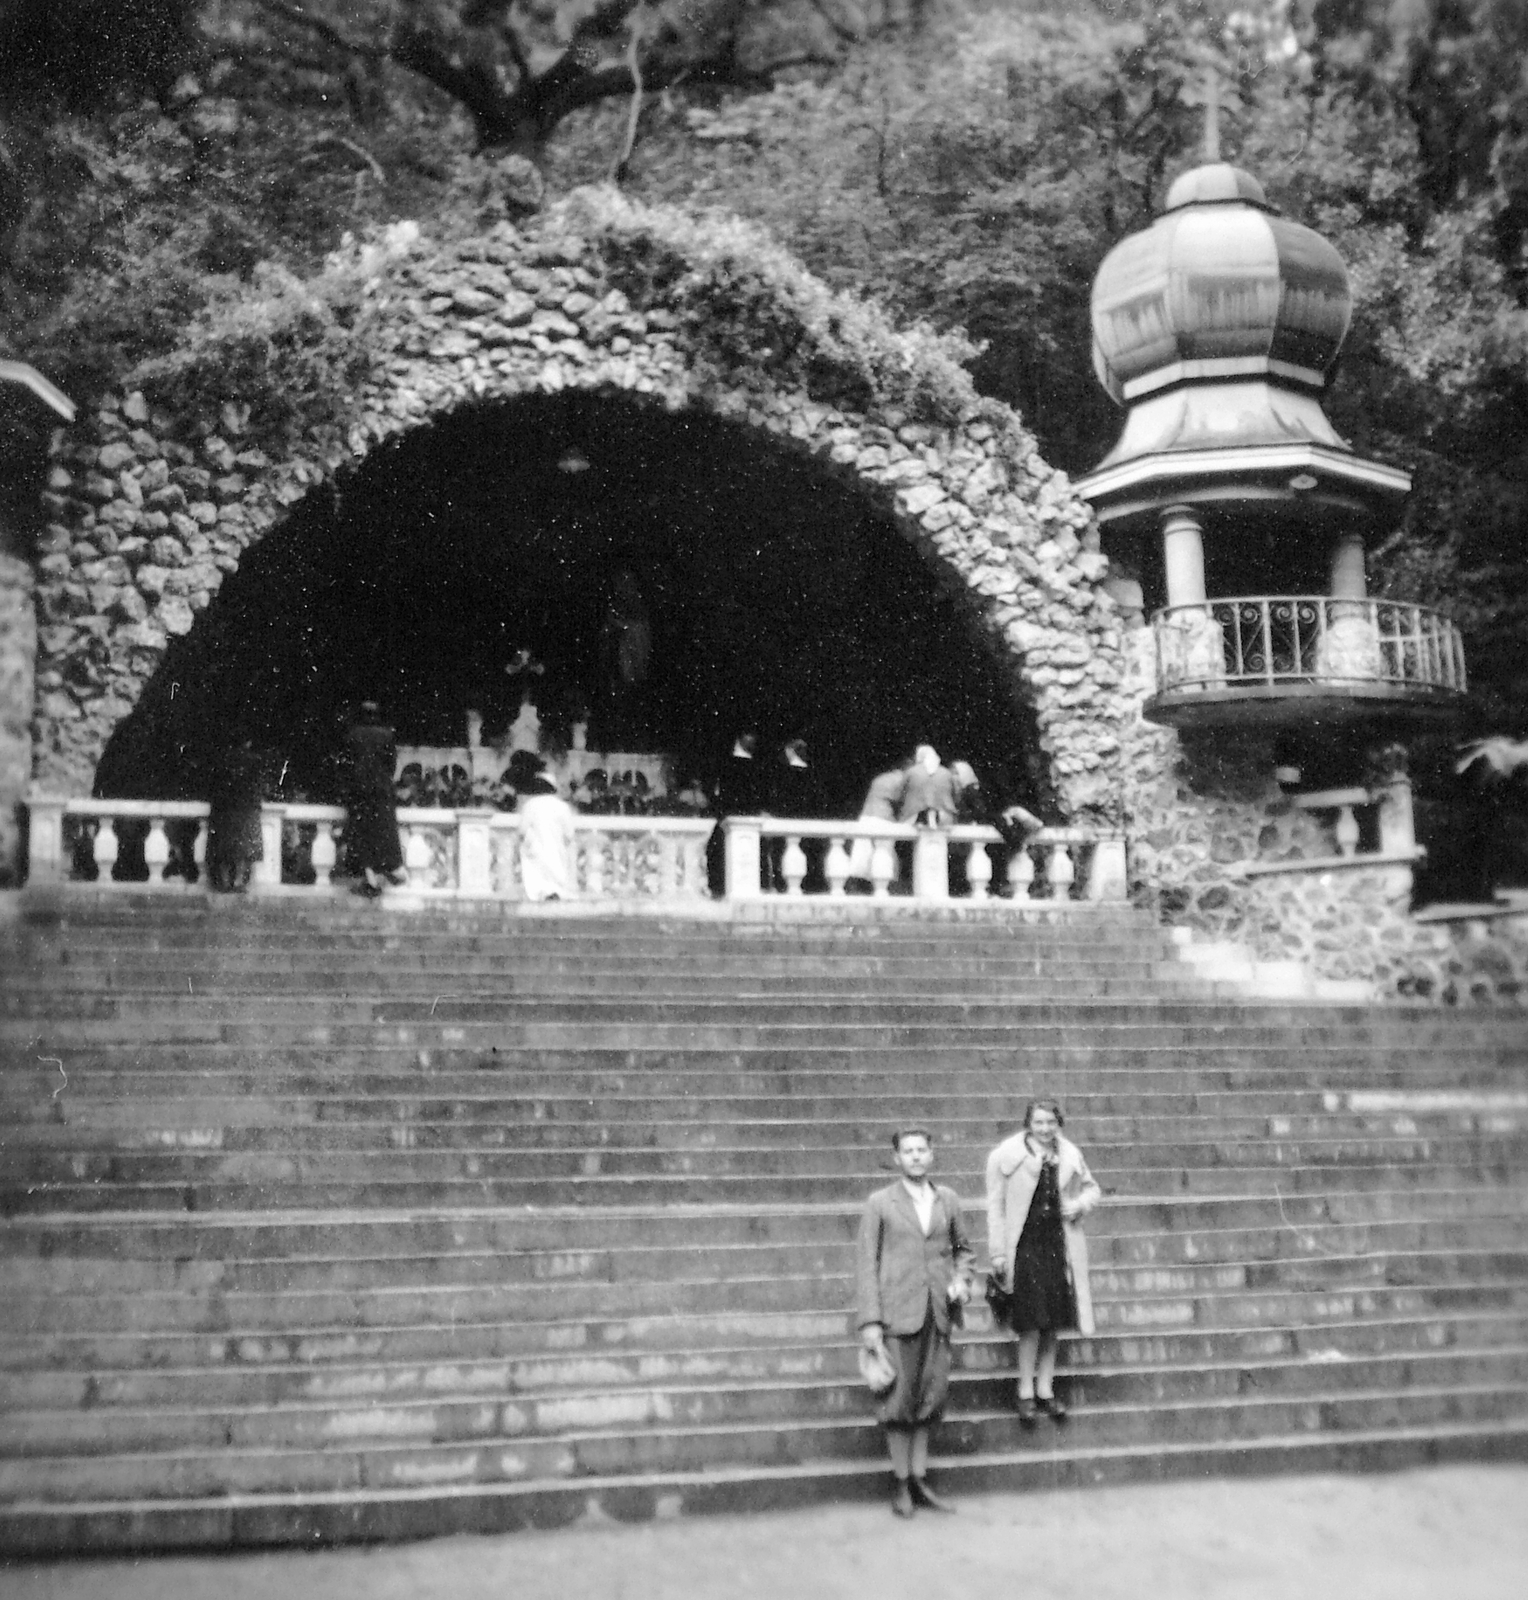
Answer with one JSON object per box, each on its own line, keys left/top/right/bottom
{"left": 1037, "top": 1394, "right": 1068, "bottom": 1422}
{"left": 891, "top": 1479, "right": 915, "bottom": 1518}
{"left": 910, "top": 1478, "right": 955, "bottom": 1513}
{"left": 1016, "top": 1394, "right": 1039, "bottom": 1428}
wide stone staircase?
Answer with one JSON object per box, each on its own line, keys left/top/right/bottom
{"left": 1, "top": 892, "right": 1526, "bottom": 1553}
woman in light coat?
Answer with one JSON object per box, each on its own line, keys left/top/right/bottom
{"left": 846, "top": 755, "right": 911, "bottom": 885}
{"left": 985, "top": 1100, "right": 1101, "bottom": 1424}
{"left": 517, "top": 772, "right": 578, "bottom": 902}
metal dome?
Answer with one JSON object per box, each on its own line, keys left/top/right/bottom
{"left": 1090, "top": 163, "right": 1352, "bottom": 405}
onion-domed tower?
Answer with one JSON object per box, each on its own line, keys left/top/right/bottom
{"left": 1076, "top": 161, "right": 1467, "bottom": 728}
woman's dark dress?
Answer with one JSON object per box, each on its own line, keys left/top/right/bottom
{"left": 344, "top": 717, "right": 404, "bottom": 876}
{"left": 1005, "top": 1157, "right": 1077, "bottom": 1333}
{"left": 206, "top": 745, "right": 265, "bottom": 891}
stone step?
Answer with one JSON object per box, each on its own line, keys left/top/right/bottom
{"left": 3, "top": 1191, "right": 1524, "bottom": 1261}
{"left": 9, "top": 1082, "right": 1527, "bottom": 1126}
{"left": 8, "top": 1057, "right": 1526, "bottom": 1100}
{"left": 14, "top": 1006, "right": 1507, "bottom": 1044}
{"left": 4, "top": 1382, "right": 1526, "bottom": 1505}
{"left": 12, "top": 1106, "right": 1527, "bottom": 1153}
{"left": 13, "top": 894, "right": 1162, "bottom": 930}
{"left": 7, "top": 1125, "right": 1526, "bottom": 1175}
{"left": 4, "top": 991, "right": 1519, "bottom": 1029}
{"left": 7, "top": 1343, "right": 1527, "bottom": 1462}
{"left": 7, "top": 1262, "right": 1526, "bottom": 1337}
{"left": 4, "top": 1205, "right": 1524, "bottom": 1266}
{"left": 5, "top": 1419, "right": 1525, "bottom": 1556}
{"left": 6, "top": 1160, "right": 1526, "bottom": 1216}
{"left": 1, "top": 977, "right": 1208, "bottom": 1010}
{"left": 11, "top": 1292, "right": 1525, "bottom": 1381}
{"left": 4, "top": 1242, "right": 1523, "bottom": 1312}
{"left": 9, "top": 1310, "right": 1527, "bottom": 1409}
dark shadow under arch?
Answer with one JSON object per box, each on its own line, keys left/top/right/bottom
{"left": 97, "top": 395, "right": 1049, "bottom": 813}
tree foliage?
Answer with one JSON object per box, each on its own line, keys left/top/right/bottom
{"left": 0, "top": 0, "right": 1526, "bottom": 724}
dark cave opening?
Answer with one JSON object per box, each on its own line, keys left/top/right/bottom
{"left": 96, "top": 395, "right": 1048, "bottom": 815}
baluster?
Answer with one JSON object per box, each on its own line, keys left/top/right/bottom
{"left": 93, "top": 816, "right": 119, "bottom": 883}
{"left": 1009, "top": 845, "right": 1036, "bottom": 902}
{"left": 584, "top": 831, "right": 604, "bottom": 899}
{"left": 676, "top": 831, "right": 705, "bottom": 898}
{"left": 1335, "top": 803, "right": 1360, "bottom": 859}
{"left": 404, "top": 824, "right": 433, "bottom": 891}
{"left": 255, "top": 807, "right": 284, "bottom": 890}
{"left": 656, "top": 832, "right": 677, "bottom": 898}
{"left": 782, "top": 834, "right": 807, "bottom": 896}
{"left": 825, "top": 836, "right": 850, "bottom": 897}
{"left": 1048, "top": 841, "right": 1076, "bottom": 902}
{"left": 913, "top": 829, "right": 949, "bottom": 902}
{"left": 311, "top": 820, "right": 338, "bottom": 889}
{"left": 967, "top": 840, "right": 992, "bottom": 901}
{"left": 722, "top": 819, "right": 762, "bottom": 901}
{"left": 144, "top": 813, "right": 171, "bottom": 884}
{"left": 1087, "top": 838, "right": 1129, "bottom": 902}
{"left": 869, "top": 836, "right": 896, "bottom": 898}
{"left": 25, "top": 796, "right": 68, "bottom": 883}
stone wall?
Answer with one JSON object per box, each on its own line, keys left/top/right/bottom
{"left": 28, "top": 190, "right": 1134, "bottom": 820}
{"left": 1117, "top": 630, "right": 1528, "bottom": 1005}
{"left": 0, "top": 552, "right": 35, "bottom": 886}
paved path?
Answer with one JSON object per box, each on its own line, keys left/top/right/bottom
{"left": 3, "top": 1468, "right": 1526, "bottom": 1600}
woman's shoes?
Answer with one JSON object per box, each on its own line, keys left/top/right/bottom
{"left": 1016, "top": 1394, "right": 1039, "bottom": 1427}
{"left": 1036, "top": 1394, "right": 1068, "bottom": 1422}
{"left": 891, "top": 1480, "right": 915, "bottom": 1518}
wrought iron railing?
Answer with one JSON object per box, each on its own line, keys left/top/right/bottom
{"left": 1152, "top": 595, "right": 1467, "bottom": 697}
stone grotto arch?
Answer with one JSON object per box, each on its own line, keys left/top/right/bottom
{"left": 27, "top": 188, "right": 1133, "bottom": 829}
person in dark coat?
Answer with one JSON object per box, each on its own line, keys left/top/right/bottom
{"left": 343, "top": 702, "right": 406, "bottom": 895}
{"left": 857, "top": 1127, "right": 974, "bottom": 1517}
{"left": 948, "top": 759, "right": 1044, "bottom": 897}
{"left": 765, "top": 737, "right": 819, "bottom": 891}
{"left": 205, "top": 738, "right": 266, "bottom": 893}
{"left": 706, "top": 731, "right": 763, "bottom": 895}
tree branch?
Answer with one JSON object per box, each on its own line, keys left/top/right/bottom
{"left": 611, "top": 24, "right": 645, "bottom": 182}
{"left": 250, "top": 0, "right": 386, "bottom": 61}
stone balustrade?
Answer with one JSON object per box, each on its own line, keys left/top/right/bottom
{"left": 24, "top": 797, "right": 713, "bottom": 903}
{"left": 721, "top": 816, "right": 1126, "bottom": 903}
{"left": 24, "top": 798, "right": 1127, "bottom": 906}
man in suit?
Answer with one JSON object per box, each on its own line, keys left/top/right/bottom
{"left": 856, "top": 1127, "right": 974, "bottom": 1517}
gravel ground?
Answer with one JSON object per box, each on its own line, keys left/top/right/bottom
{"left": 3, "top": 1467, "right": 1526, "bottom": 1600}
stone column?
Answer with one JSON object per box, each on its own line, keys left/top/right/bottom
{"left": 1160, "top": 505, "right": 1207, "bottom": 608}
{"left": 1158, "top": 505, "right": 1223, "bottom": 689}
{"left": 1329, "top": 531, "right": 1367, "bottom": 600}
{"left": 1318, "top": 528, "right": 1380, "bottom": 680}
{"left": 0, "top": 547, "right": 36, "bottom": 886}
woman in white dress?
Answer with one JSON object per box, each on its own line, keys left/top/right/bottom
{"left": 518, "top": 773, "right": 578, "bottom": 902}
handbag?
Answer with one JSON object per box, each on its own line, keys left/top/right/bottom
{"left": 984, "top": 1270, "right": 1014, "bottom": 1324}
{"left": 857, "top": 1342, "right": 898, "bottom": 1396}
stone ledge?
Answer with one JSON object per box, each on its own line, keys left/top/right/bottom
{"left": 1230, "top": 849, "right": 1424, "bottom": 880}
